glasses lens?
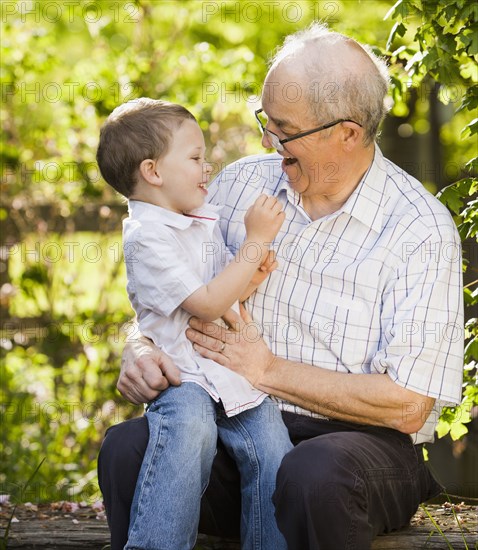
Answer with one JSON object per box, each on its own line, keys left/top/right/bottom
{"left": 266, "top": 130, "right": 283, "bottom": 151}
{"left": 256, "top": 110, "right": 268, "bottom": 131}
{"left": 256, "top": 111, "right": 283, "bottom": 151}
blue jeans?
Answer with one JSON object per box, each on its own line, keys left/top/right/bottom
{"left": 125, "top": 382, "right": 292, "bottom": 550}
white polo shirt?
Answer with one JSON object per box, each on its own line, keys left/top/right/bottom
{"left": 208, "top": 145, "right": 464, "bottom": 444}
{"left": 123, "top": 200, "right": 267, "bottom": 416}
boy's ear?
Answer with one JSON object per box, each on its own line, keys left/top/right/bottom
{"left": 139, "top": 159, "right": 162, "bottom": 186}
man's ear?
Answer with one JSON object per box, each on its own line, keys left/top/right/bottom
{"left": 139, "top": 159, "right": 162, "bottom": 186}
{"left": 340, "top": 121, "right": 362, "bottom": 152}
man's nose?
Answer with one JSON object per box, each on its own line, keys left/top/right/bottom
{"left": 262, "top": 132, "right": 272, "bottom": 149}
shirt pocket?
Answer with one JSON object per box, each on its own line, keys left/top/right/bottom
{"left": 318, "top": 292, "right": 379, "bottom": 371}
{"left": 292, "top": 265, "right": 381, "bottom": 371}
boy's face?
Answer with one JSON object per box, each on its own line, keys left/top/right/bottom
{"left": 155, "top": 119, "right": 212, "bottom": 214}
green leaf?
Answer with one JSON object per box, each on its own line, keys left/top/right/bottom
{"left": 468, "top": 27, "right": 478, "bottom": 55}
{"left": 464, "top": 287, "right": 475, "bottom": 306}
{"left": 422, "top": 446, "right": 429, "bottom": 461}
{"left": 449, "top": 422, "right": 469, "bottom": 441}
{"left": 464, "top": 157, "right": 478, "bottom": 172}
{"left": 458, "top": 4, "right": 478, "bottom": 23}
{"left": 437, "top": 34, "right": 457, "bottom": 56}
{"left": 461, "top": 118, "right": 478, "bottom": 138}
{"left": 386, "top": 22, "right": 407, "bottom": 51}
{"left": 384, "top": 0, "right": 410, "bottom": 21}
{"left": 465, "top": 335, "right": 478, "bottom": 360}
{"left": 436, "top": 61, "right": 463, "bottom": 86}
{"left": 456, "top": 85, "right": 478, "bottom": 114}
{"left": 436, "top": 419, "right": 451, "bottom": 438}
{"left": 437, "top": 181, "right": 469, "bottom": 213}
{"left": 421, "top": 47, "right": 439, "bottom": 71}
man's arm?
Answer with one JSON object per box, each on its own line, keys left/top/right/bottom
{"left": 186, "top": 307, "right": 435, "bottom": 434}
{"left": 256, "top": 356, "right": 435, "bottom": 434}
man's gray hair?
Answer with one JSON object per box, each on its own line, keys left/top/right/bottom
{"left": 269, "top": 22, "right": 390, "bottom": 146}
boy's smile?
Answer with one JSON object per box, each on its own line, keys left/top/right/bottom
{"left": 155, "top": 119, "right": 212, "bottom": 214}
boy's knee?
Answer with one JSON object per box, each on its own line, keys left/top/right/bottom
{"left": 173, "top": 412, "right": 217, "bottom": 451}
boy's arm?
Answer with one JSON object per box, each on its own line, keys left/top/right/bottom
{"left": 182, "top": 195, "right": 284, "bottom": 321}
{"left": 182, "top": 238, "right": 267, "bottom": 320}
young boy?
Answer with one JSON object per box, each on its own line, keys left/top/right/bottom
{"left": 96, "top": 98, "right": 292, "bottom": 550}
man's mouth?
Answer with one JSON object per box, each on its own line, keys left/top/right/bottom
{"left": 283, "top": 156, "right": 298, "bottom": 165}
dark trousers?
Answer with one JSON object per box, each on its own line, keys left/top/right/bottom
{"left": 98, "top": 411, "right": 442, "bottom": 550}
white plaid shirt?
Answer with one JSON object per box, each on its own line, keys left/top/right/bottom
{"left": 208, "top": 145, "right": 464, "bottom": 444}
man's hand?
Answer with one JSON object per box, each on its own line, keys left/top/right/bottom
{"left": 118, "top": 336, "right": 181, "bottom": 405}
{"left": 186, "top": 305, "right": 275, "bottom": 387}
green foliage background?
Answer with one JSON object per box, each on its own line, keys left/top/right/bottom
{"left": 1, "top": 0, "right": 476, "bottom": 502}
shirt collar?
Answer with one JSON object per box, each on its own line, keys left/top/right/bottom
{"left": 340, "top": 144, "right": 387, "bottom": 233}
{"left": 273, "top": 159, "right": 303, "bottom": 207}
{"left": 127, "top": 200, "right": 222, "bottom": 229}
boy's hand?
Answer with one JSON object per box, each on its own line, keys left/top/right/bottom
{"left": 252, "top": 249, "right": 278, "bottom": 286}
{"left": 244, "top": 194, "right": 285, "bottom": 244}
{"left": 240, "top": 250, "right": 278, "bottom": 301}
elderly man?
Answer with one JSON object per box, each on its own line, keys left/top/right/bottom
{"left": 98, "top": 23, "right": 463, "bottom": 550}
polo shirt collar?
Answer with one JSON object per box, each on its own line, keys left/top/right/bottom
{"left": 128, "top": 200, "right": 222, "bottom": 229}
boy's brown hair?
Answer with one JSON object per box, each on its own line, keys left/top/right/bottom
{"left": 96, "top": 98, "right": 196, "bottom": 197}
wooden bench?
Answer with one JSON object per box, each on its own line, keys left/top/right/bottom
{"left": 1, "top": 504, "right": 476, "bottom": 549}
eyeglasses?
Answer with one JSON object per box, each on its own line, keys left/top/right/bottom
{"left": 254, "top": 108, "right": 362, "bottom": 152}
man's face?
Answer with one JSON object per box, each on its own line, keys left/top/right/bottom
{"left": 261, "top": 66, "right": 344, "bottom": 201}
